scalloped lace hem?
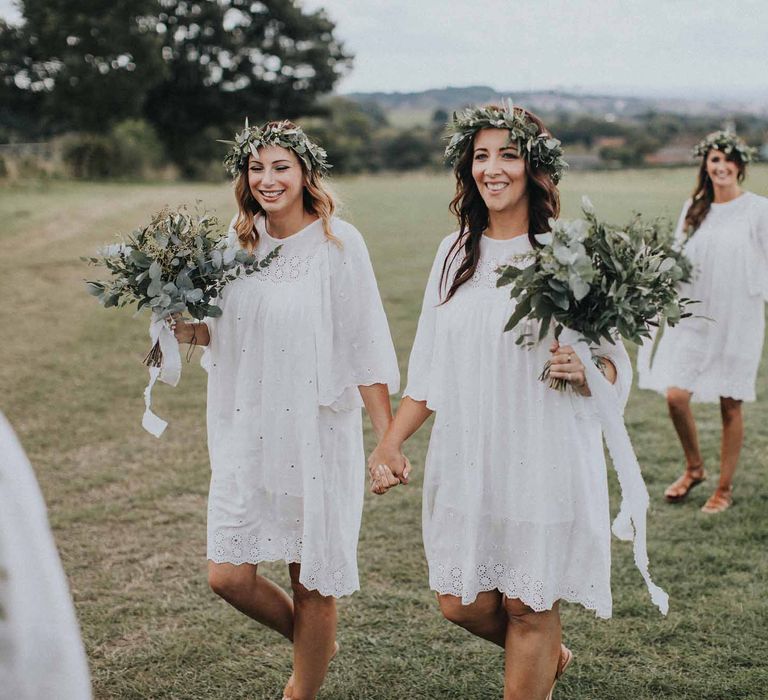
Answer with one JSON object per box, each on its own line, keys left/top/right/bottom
{"left": 428, "top": 565, "right": 612, "bottom": 619}
{"left": 207, "top": 553, "right": 360, "bottom": 598}
{"left": 208, "top": 530, "right": 359, "bottom": 598}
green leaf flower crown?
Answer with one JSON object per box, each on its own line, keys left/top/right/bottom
{"left": 444, "top": 99, "right": 568, "bottom": 184}
{"left": 692, "top": 130, "right": 758, "bottom": 163}
{"left": 220, "top": 118, "right": 331, "bottom": 179}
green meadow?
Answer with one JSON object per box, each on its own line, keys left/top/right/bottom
{"left": 1, "top": 167, "right": 767, "bottom": 699}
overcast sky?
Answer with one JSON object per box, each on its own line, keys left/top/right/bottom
{"left": 2, "top": 0, "right": 766, "bottom": 98}
{"left": 302, "top": 0, "right": 768, "bottom": 97}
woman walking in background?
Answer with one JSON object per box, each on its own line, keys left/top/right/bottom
{"left": 638, "top": 131, "right": 768, "bottom": 513}
{"left": 367, "top": 103, "right": 662, "bottom": 700}
{"left": 173, "top": 120, "right": 399, "bottom": 700}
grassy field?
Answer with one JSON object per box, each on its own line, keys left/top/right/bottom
{"left": 1, "top": 168, "right": 767, "bottom": 699}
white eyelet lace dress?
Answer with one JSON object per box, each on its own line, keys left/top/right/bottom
{"left": 202, "top": 216, "right": 399, "bottom": 597}
{"left": 405, "top": 233, "right": 634, "bottom": 618}
{"left": 638, "top": 191, "right": 768, "bottom": 403}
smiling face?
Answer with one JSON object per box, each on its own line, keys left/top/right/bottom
{"left": 471, "top": 128, "right": 528, "bottom": 214}
{"left": 248, "top": 145, "right": 306, "bottom": 216}
{"left": 705, "top": 148, "right": 742, "bottom": 189}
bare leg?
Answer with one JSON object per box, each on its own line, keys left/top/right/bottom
{"left": 437, "top": 591, "right": 507, "bottom": 647}
{"left": 718, "top": 397, "right": 743, "bottom": 489}
{"left": 503, "top": 598, "right": 561, "bottom": 700}
{"left": 208, "top": 561, "right": 294, "bottom": 640}
{"left": 666, "top": 387, "right": 703, "bottom": 468}
{"left": 287, "top": 563, "right": 337, "bottom": 700}
{"left": 664, "top": 387, "right": 706, "bottom": 499}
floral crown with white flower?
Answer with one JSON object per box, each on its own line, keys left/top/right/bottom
{"left": 220, "top": 118, "right": 331, "bottom": 179}
{"left": 692, "top": 130, "right": 758, "bottom": 163}
{"left": 444, "top": 99, "right": 568, "bottom": 184}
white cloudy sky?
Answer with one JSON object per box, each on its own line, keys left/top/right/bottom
{"left": 2, "top": 0, "right": 766, "bottom": 97}
{"left": 302, "top": 0, "right": 768, "bottom": 97}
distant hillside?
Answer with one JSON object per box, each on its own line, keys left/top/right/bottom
{"left": 345, "top": 85, "right": 768, "bottom": 124}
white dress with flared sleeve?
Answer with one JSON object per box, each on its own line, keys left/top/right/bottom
{"left": 638, "top": 192, "right": 768, "bottom": 403}
{"left": 405, "top": 233, "right": 632, "bottom": 618}
{"left": 202, "top": 216, "right": 399, "bottom": 597}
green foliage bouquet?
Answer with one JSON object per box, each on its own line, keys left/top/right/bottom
{"left": 85, "top": 205, "right": 279, "bottom": 436}
{"left": 497, "top": 197, "right": 693, "bottom": 389}
{"left": 86, "top": 205, "right": 278, "bottom": 365}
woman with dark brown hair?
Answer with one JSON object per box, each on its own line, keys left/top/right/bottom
{"left": 367, "top": 104, "right": 636, "bottom": 700}
{"left": 172, "top": 120, "right": 399, "bottom": 700}
{"left": 638, "top": 131, "right": 768, "bottom": 514}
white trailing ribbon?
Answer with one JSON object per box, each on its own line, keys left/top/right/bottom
{"left": 560, "top": 327, "right": 669, "bottom": 615}
{"left": 141, "top": 314, "right": 182, "bottom": 437}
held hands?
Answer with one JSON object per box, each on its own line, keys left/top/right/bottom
{"left": 367, "top": 438, "right": 411, "bottom": 495}
{"left": 548, "top": 340, "right": 591, "bottom": 396}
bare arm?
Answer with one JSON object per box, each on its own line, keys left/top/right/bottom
{"left": 358, "top": 383, "right": 393, "bottom": 441}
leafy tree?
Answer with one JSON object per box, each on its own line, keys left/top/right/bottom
{"left": 1, "top": 0, "right": 351, "bottom": 177}
{"left": 380, "top": 128, "right": 439, "bottom": 171}
{"left": 0, "top": 0, "right": 163, "bottom": 136}
{"left": 431, "top": 108, "right": 448, "bottom": 125}
{"left": 304, "top": 97, "right": 381, "bottom": 174}
{"left": 142, "top": 0, "right": 352, "bottom": 176}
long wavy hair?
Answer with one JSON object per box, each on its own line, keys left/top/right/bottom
{"left": 684, "top": 148, "right": 746, "bottom": 235}
{"left": 439, "top": 107, "right": 560, "bottom": 303}
{"left": 232, "top": 121, "right": 338, "bottom": 251}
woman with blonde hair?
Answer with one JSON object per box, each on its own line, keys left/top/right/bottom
{"left": 638, "top": 130, "right": 768, "bottom": 513}
{"left": 368, "top": 104, "right": 665, "bottom": 699}
{"left": 173, "top": 120, "right": 399, "bottom": 700}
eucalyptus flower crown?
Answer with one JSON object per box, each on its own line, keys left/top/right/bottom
{"left": 444, "top": 99, "right": 568, "bottom": 184}
{"left": 220, "top": 118, "right": 331, "bottom": 179}
{"left": 692, "top": 130, "right": 758, "bottom": 163}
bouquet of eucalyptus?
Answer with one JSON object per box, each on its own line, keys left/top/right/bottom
{"left": 86, "top": 206, "right": 278, "bottom": 365}
{"left": 497, "top": 197, "right": 693, "bottom": 390}
{"left": 85, "top": 205, "right": 279, "bottom": 436}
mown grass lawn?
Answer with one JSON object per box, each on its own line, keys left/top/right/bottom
{"left": 1, "top": 167, "right": 767, "bottom": 699}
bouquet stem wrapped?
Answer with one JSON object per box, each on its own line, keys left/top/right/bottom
{"left": 86, "top": 206, "right": 279, "bottom": 436}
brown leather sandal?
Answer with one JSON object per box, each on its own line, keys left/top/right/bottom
{"left": 664, "top": 467, "right": 706, "bottom": 502}
{"left": 701, "top": 486, "right": 733, "bottom": 514}
{"left": 546, "top": 644, "right": 573, "bottom": 700}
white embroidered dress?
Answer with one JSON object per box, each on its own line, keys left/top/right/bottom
{"left": 405, "top": 233, "right": 633, "bottom": 618}
{"left": 638, "top": 192, "right": 768, "bottom": 402}
{"left": 202, "top": 216, "right": 399, "bottom": 597}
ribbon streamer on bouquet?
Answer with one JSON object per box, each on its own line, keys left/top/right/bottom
{"left": 142, "top": 314, "right": 182, "bottom": 438}
{"left": 559, "top": 328, "right": 669, "bottom": 615}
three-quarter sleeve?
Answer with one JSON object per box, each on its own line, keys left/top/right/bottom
{"left": 403, "top": 235, "right": 453, "bottom": 402}
{"left": 315, "top": 221, "right": 399, "bottom": 410}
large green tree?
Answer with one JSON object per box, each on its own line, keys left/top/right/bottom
{"left": 0, "top": 0, "right": 163, "bottom": 136}
{"left": 0, "top": 0, "right": 351, "bottom": 175}
{"left": 143, "top": 0, "right": 352, "bottom": 176}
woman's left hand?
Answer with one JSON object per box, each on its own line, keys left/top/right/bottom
{"left": 548, "top": 340, "right": 590, "bottom": 396}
